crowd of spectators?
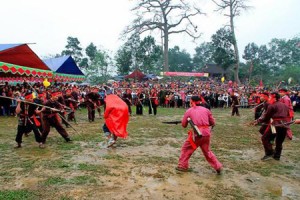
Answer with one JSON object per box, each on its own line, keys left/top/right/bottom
{"left": 1, "top": 78, "right": 300, "bottom": 117}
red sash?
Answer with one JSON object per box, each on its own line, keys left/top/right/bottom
{"left": 188, "top": 129, "right": 197, "bottom": 150}
{"left": 32, "top": 115, "right": 41, "bottom": 127}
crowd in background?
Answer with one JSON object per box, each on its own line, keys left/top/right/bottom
{"left": 1, "top": 78, "right": 300, "bottom": 117}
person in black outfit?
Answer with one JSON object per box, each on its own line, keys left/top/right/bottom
{"left": 15, "top": 92, "right": 42, "bottom": 148}
{"left": 230, "top": 92, "right": 240, "bottom": 116}
{"left": 85, "top": 88, "right": 101, "bottom": 122}
{"left": 136, "top": 89, "right": 144, "bottom": 115}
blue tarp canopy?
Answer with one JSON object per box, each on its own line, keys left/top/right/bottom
{"left": 0, "top": 44, "right": 24, "bottom": 52}
{"left": 43, "top": 55, "right": 84, "bottom": 75}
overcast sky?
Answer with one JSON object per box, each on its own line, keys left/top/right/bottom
{"left": 1, "top": 0, "right": 299, "bottom": 60}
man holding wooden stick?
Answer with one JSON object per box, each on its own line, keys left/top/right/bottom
{"left": 176, "top": 96, "right": 223, "bottom": 174}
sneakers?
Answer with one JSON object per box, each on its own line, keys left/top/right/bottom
{"left": 261, "top": 155, "right": 273, "bottom": 161}
{"left": 14, "top": 143, "right": 22, "bottom": 148}
{"left": 65, "top": 138, "right": 72, "bottom": 142}
{"left": 39, "top": 143, "right": 45, "bottom": 149}
{"left": 175, "top": 167, "right": 193, "bottom": 172}
{"left": 107, "top": 138, "right": 115, "bottom": 148}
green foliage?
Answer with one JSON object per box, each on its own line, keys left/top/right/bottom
{"left": 168, "top": 46, "right": 192, "bottom": 72}
{"left": 115, "top": 46, "right": 132, "bottom": 75}
{"left": 193, "top": 42, "right": 215, "bottom": 71}
{"left": 240, "top": 37, "right": 300, "bottom": 84}
{"left": 61, "top": 36, "right": 83, "bottom": 66}
{"left": 211, "top": 28, "right": 236, "bottom": 70}
{"left": 116, "top": 34, "right": 162, "bottom": 75}
{"left": 137, "top": 36, "right": 163, "bottom": 74}
{"left": 85, "top": 43, "right": 97, "bottom": 62}
{"left": 124, "top": 0, "right": 203, "bottom": 72}
{"left": 85, "top": 48, "right": 112, "bottom": 84}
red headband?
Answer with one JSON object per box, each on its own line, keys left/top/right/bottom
{"left": 24, "top": 94, "right": 33, "bottom": 100}
{"left": 51, "top": 92, "right": 61, "bottom": 97}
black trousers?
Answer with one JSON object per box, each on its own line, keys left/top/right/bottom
{"left": 149, "top": 103, "right": 157, "bottom": 115}
{"left": 262, "top": 126, "right": 287, "bottom": 158}
{"left": 136, "top": 104, "right": 143, "bottom": 115}
{"left": 86, "top": 102, "right": 95, "bottom": 121}
{"left": 231, "top": 106, "right": 240, "bottom": 116}
{"left": 15, "top": 119, "right": 42, "bottom": 144}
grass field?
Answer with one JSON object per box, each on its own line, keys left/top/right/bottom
{"left": 0, "top": 107, "right": 299, "bottom": 200}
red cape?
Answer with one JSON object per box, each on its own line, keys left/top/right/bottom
{"left": 104, "top": 94, "right": 129, "bottom": 138}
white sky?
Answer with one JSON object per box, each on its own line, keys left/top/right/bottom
{"left": 0, "top": 0, "right": 299, "bottom": 60}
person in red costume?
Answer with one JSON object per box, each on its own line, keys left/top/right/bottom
{"left": 278, "top": 88, "right": 294, "bottom": 140}
{"left": 176, "top": 96, "right": 223, "bottom": 174}
{"left": 103, "top": 90, "right": 129, "bottom": 147}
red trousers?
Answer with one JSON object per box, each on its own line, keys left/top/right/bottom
{"left": 178, "top": 135, "right": 222, "bottom": 170}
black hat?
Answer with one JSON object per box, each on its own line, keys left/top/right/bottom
{"left": 191, "top": 96, "right": 201, "bottom": 102}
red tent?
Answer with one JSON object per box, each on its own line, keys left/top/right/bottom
{"left": 0, "top": 44, "right": 53, "bottom": 81}
{"left": 124, "top": 69, "right": 145, "bottom": 81}
{"left": 0, "top": 44, "right": 50, "bottom": 70}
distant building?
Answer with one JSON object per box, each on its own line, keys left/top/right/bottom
{"left": 201, "top": 64, "right": 229, "bottom": 78}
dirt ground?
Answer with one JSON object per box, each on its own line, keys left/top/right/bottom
{"left": 0, "top": 108, "right": 299, "bottom": 200}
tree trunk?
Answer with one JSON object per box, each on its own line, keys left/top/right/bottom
{"left": 163, "top": 29, "right": 169, "bottom": 72}
{"left": 230, "top": 1, "right": 240, "bottom": 84}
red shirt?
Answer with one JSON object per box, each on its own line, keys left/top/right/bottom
{"left": 182, "top": 106, "right": 215, "bottom": 136}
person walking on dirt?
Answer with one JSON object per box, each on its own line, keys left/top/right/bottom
{"left": 230, "top": 91, "right": 240, "bottom": 116}
{"left": 14, "top": 92, "right": 42, "bottom": 148}
{"left": 254, "top": 92, "right": 290, "bottom": 161}
{"left": 39, "top": 91, "right": 72, "bottom": 148}
{"left": 176, "top": 96, "right": 223, "bottom": 174}
{"left": 278, "top": 88, "right": 294, "bottom": 140}
{"left": 103, "top": 90, "right": 129, "bottom": 148}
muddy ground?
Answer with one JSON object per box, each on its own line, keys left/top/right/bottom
{"left": 0, "top": 108, "right": 299, "bottom": 200}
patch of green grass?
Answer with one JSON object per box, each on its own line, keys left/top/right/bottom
{"left": 78, "top": 163, "right": 99, "bottom": 171}
{"left": 57, "top": 142, "right": 82, "bottom": 151}
{"left": 102, "top": 153, "right": 124, "bottom": 161}
{"left": 122, "top": 138, "right": 145, "bottom": 146}
{"left": 205, "top": 183, "right": 250, "bottom": 200}
{"left": 78, "top": 163, "right": 112, "bottom": 175}
{"left": 0, "top": 189, "right": 38, "bottom": 200}
{"left": 169, "top": 141, "right": 181, "bottom": 148}
{"left": 44, "top": 177, "right": 68, "bottom": 186}
{"left": 133, "top": 156, "right": 176, "bottom": 165}
{"left": 1, "top": 159, "right": 36, "bottom": 172}
{"left": 43, "top": 159, "right": 73, "bottom": 169}
{"left": 69, "top": 175, "right": 97, "bottom": 185}
{"left": 44, "top": 175, "right": 97, "bottom": 186}
{"left": 0, "top": 143, "right": 11, "bottom": 151}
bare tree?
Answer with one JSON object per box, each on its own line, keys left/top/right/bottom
{"left": 212, "top": 0, "right": 251, "bottom": 84}
{"left": 123, "top": 0, "right": 204, "bottom": 72}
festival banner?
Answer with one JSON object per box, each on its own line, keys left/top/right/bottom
{"left": 162, "top": 72, "right": 209, "bottom": 77}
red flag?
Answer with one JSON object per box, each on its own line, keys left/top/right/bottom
{"left": 104, "top": 94, "right": 129, "bottom": 138}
